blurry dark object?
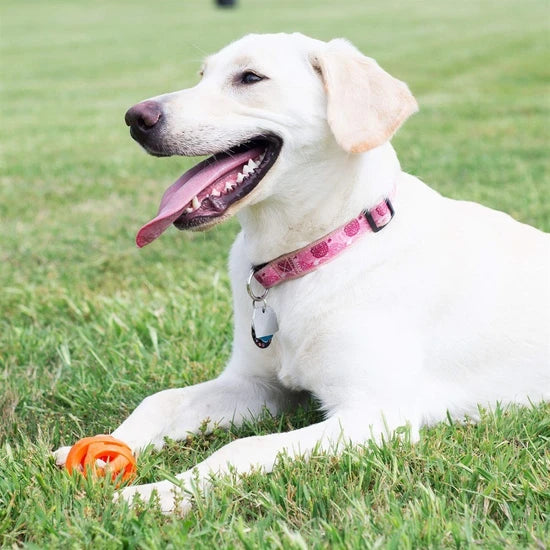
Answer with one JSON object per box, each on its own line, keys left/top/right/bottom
{"left": 216, "top": 0, "right": 236, "bottom": 7}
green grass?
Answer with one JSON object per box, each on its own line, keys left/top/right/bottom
{"left": 1, "top": 0, "right": 549, "bottom": 547}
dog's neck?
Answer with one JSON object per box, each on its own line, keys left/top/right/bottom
{"left": 237, "top": 142, "right": 402, "bottom": 265}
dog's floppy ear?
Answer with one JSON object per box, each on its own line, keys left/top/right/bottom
{"left": 310, "top": 39, "right": 418, "bottom": 153}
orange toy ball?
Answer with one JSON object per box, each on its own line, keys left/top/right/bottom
{"left": 65, "top": 435, "right": 137, "bottom": 484}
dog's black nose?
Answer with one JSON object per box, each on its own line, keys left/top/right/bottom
{"left": 125, "top": 101, "right": 162, "bottom": 131}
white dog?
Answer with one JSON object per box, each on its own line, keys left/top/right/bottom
{"left": 55, "top": 33, "right": 550, "bottom": 513}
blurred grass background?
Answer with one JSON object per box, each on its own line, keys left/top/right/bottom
{"left": 1, "top": 0, "right": 549, "bottom": 547}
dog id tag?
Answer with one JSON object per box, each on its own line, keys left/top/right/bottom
{"left": 251, "top": 301, "right": 279, "bottom": 348}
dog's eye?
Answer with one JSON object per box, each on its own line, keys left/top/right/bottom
{"left": 240, "top": 71, "right": 264, "bottom": 85}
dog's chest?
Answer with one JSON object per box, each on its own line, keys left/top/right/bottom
{"left": 241, "top": 290, "right": 315, "bottom": 391}
{"left": 256, "top": 271, "right": 362, "bottom": 393}
{"left": 230, "top": 230, "right": 403, "bottom": 395}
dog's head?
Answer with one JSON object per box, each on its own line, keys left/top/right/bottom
{"left": 127, "top": 33, "right": 417, "bottom": 247}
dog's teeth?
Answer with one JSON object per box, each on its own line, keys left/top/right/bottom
{"left": 247, "top": 159, "right": 257, "bottom": 169}
{"left": 185, "top": 207, "right": 193, "bottom": 214}
{"left": 192, "top": 196, "right": 200, "bottom": 209}
{"left": 211, "top": 189, "right": 221, "bottom": 197}
{"left": 225, "top": 181, "right": 233, "bottom": 191}
{"left": 236, "top": 173, "right": 245, "bottom": 183}
{"left": 243, "top": 165, "right": 253, "bottom": 175}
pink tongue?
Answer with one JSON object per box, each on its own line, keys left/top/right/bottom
{"left": 136, "top": 147, "right": 262, "bottom": 248}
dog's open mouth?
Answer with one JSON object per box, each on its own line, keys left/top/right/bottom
{"left": 136, "top": 136, "right": 282, "bottom": 247}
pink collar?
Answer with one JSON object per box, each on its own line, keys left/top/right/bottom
{"left": 253, "top": 193, "right": 395, "bottom": 289}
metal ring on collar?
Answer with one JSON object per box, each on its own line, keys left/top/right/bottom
{"left": 247, "top": 268, "right": 269, "bottom": 301}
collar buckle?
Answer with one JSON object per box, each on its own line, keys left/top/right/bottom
{"left": 363, "top": 198, "right": 395, "bottom": 233}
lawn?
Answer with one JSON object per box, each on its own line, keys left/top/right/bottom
{"left": 1, "top": 0, "right": 549, "bottom": 547}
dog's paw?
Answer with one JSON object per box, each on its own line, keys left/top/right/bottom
{"left": 114, "top": 480, "right": 192, "bottom": 515}
{"left": 52, "top": 445, "right": 72, "bottom": 467}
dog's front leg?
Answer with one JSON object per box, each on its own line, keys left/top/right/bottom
{"left": 54, "top": 370, "right": 293, "bottom": 466}
{"left": 116, "top": 414, "right": 362, "bottom": 513}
